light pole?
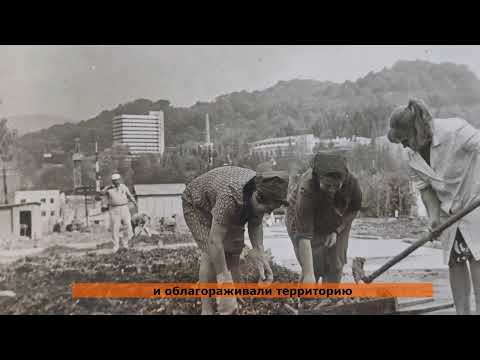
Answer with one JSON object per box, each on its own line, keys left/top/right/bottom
{"left": 93, "top": 133, "right": 100, "bottom": 192}
{"left": 2, "top": 160, "right": 7, "bottom": 204}
{"left": 0, "top": 100, "right": 6, "bottom": 204}
{"left": 75, "top": 185, "right": 92, "bottom": 229}
{"left": 0, "top": 101, "right": 14, "bottom": 204}
{"left": 82, "top": 129, "right": 102, "bottom": 192}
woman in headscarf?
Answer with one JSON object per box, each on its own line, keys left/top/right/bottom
{"left": 387, "top": 98, "right": 480, "bottom": 315}
{"left": 182, "top": 166, "right": 289, "bottom": 315}
{"left": 286, "top": 152, "right": 362, "bottom": 284}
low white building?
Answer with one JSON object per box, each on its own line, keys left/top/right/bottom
{"left": 0, "top": 202, "right": 42, "bottom": 242}
{"left": 249, "top": 134, "right": 373, "bottom": 158}
{"left": 249, "top": 134, "right": 318, "bottom": 158}
{"left": 14, "top": 190, "right": 64, "bottom": 235}
{"left": 134, "top": 184, "right": 186, "bottom": 230}
{"left": 315, "top": 136, "right": 371, "bottom": 150}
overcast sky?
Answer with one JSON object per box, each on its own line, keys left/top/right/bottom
{"left": 1, "top": 45, "right": 480, "bottom": 121}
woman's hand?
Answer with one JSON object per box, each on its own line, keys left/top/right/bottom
{"left": 428, "top": 216, "right": 442, "bottom": 240}
{"left": 325, "top": 232, "right": 337, "bottom": 248}
{"left": 428, "top": 217, "right": 441, "bottom": 231}
{"left": 250, "top": 248, "right": 273, "bottom": 284}
{"left": 420, "top": 187, "right": 442, "bottom": 241}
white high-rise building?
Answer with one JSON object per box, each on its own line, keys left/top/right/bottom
{"left": 113, "top": 111, "right": 165, "bottom": 155}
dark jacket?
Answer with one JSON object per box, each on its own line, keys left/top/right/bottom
{"left": 287, "top": 168, "right": 362, "bottom": 243}
{"left": 286, "top": 168, "right": 362, "bottom": 275}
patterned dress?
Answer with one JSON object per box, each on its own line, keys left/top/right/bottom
{"left": 450, "top": 229, "right": 474, "bottom": 265}
{"left": 182, "top": 166, "right": 262, "bottom": 254}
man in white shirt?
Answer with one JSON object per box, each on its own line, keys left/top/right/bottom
{"left": 104, "top": 173, "right": 137, "bottom": 252}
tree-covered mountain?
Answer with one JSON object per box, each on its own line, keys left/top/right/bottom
{"left": 14, "top": 59, "right": 480, "bottom": 215}
{"left": 18, "top": 60, "right": 480, "bottom": 163}
{"left": 7, "top": 114, "right": 75, "bottom": 135}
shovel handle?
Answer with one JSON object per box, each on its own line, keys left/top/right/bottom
{"left": 363, "top": 198, "right": 480, "bottom": 283}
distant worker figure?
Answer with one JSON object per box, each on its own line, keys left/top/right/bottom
{"left": 131, "top": 213, "right": 152, "bottom": 237}
{"left": 159, "top": 217, "right": 166, "bottom": 232}
{"left": 103, "top": 173, "right": 137, "bottom": 252}
{"left": 165, "top": 214, "right": 177, "bottom": 233}
{"left": 53, "top": 221, "right": 62, "bottom": 233}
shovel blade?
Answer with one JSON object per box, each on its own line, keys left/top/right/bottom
{"left": 352, "top": 257, "right": 366, "bottom": 283}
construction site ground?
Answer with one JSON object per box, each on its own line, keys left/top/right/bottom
{"left": 0, "top": 218, "right": 459, "bottom": 314}
{"left": 263, "top": 218, "right": 456, "bottom": 315}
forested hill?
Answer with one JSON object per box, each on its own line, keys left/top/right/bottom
{"left": 19, "top": 60, "right": 480, "bottom": 158}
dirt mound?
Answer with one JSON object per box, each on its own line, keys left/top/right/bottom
{"left": 0, "top": 246, "right": 303, "bottom": 315}
{"left": 38, "top": 245, "right": 89, "bottom": 257}
{"left": 352, "top": 217, "right": 429, "bottom": 239}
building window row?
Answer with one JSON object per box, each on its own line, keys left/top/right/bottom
{"left": 113, "top": 126, "right": 160, "bottom": 130}
{"left": 39, "top": 198, "right": 56, "bottom": 204}
{"left": 41, "top": 211, "right": 56, "bottom": 217}
{"left": 113, "top": 125, "right": 159, "bottom": 129}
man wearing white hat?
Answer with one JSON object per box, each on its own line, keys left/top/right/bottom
{"left": 104, "top": 173, "right": 137, "bottom": 252}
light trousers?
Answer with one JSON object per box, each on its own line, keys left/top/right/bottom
{"left": 110, "top": 205, "right": 133, "bottom": 248}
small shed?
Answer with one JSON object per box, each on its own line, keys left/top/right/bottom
{"left": 14, "top": 190, "right": 63, "bottom": 235}
{"left": 133, "top": 184, "right": 186, "bottom": 228}
{"left": 0, "top": 202, "right": 42, "bottom": 240}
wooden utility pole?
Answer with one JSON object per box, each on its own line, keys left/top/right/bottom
{"left": 205, "top": 114, "right": 213, "bottom": 169}
{"left": 75, "top": 186, "right": 91, "bottom": 229}
{"left": 385, "top": 183, "right": 391, "bottom": 218}
{"left": 94, "top": 136, "right": 100, "bottom": 192}
{"left": 2, "top": 165, "right": 7, "bottom": 204}
{"left": 376, "top": 187, "right": 380, "bottom": 217}
{"left": 375, "top": 176, "right": 382, "bottom": 217}
{"left": 0, "top": 160, "right": 16, "bottom": 205}
{"left": 72, "top": 138, "right": 83, "bottom": 189}
{"left": 398, "top": 184, "right": 402, "bottom": 216}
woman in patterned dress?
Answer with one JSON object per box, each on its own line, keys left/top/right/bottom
{"left": 182, "top": 166, "right": 289, "bottom": 315}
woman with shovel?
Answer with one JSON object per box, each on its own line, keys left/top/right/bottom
{"left": 387, "top": 98, "right": 480, "bottom": 315}
{"left": 182, "top": 166, "right": 289, "bottom": 315}
{"left": 286, "top": 152, "right": 362, "bottom": 285}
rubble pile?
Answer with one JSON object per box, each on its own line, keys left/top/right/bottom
{"left": 352, "top": 217, "right": 429, "bottom": 239}
{"left": 159, "top": 232, "right": 194, "bottom": 245}
{"left": 132, "top": 232, "right": 194, "bottom": 247}
{"left": 0, "top": 246, "right": 308, "bottom": 315}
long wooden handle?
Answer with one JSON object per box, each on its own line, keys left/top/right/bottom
{"left": 363, "top": 198, "right": 480, "bottom": 283}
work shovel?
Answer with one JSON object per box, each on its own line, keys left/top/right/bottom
{"left": 352, "top": 198, "right": 480, "bottom": 284}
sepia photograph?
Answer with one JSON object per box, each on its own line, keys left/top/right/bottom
{"left": 1, "top": 45, "right": 480, "bottom": 315}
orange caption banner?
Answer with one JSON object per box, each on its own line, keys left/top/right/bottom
{"left": 71, "top": 282, "right": 432, "bottom": 299}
